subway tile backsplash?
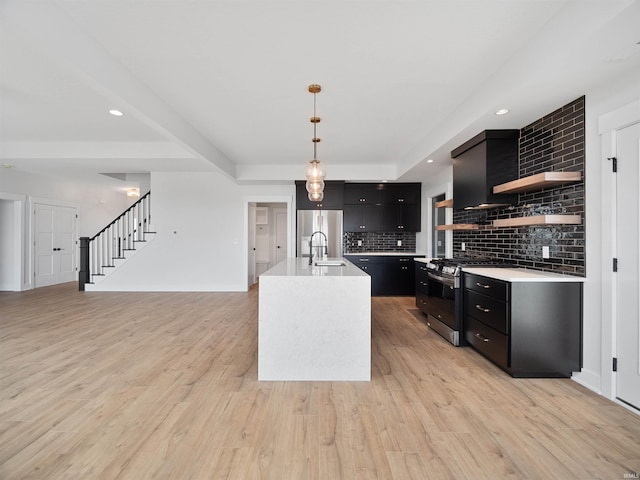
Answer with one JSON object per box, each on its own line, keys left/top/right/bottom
{"left": 453, "top": 97, "right": 585, "bottom": 276}
{"left": 344, "top": 231, "right": 417, "bottom": 253}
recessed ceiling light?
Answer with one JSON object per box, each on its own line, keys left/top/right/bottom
{"left": 495, "top": 108, "right": 510, "bottom": 116}
{"left": 426, "top": 159, "right": 434, "bottom": 164}
{"left": 3, "top": 164, "right": 15, "bottom": 168}
{"left": 109, "top": 109, "right": 124, "bottom": 117}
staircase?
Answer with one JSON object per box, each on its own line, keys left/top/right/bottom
{"left": 79, "top": 191, "right": 154, "bottom": 290}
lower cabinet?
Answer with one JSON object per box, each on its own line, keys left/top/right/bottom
{"left": 463, "top": 272, "right": 583, "bottom": 378}
{"left": 345, "top": 255, "right": 417, "bottom": 296}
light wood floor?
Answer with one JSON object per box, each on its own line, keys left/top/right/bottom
{"left": 1, "top": 283, "right": 639, "bottom": 479}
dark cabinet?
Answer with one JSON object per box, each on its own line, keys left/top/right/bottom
{"left": 295, "top": 181, "right": 344, "bottom": 210}
{"left": 344, "top": 183, "right": 383, "bottom": 205}
{"left": 345, "top": 255, "right": 386, "bottom": 296}
{"left": 346, "top": 255, "right": 419, "bottom": 296}
{"left": 380, "top": 183, "right": 421, "bottom": 204}
{"left": 382, "top": 203, "right": 420, "bottom": 232}
{"left": 344, "top": 205, "right": 381, "bottom": 232}
{"left": 385, "top": 257, "right": 416, "bottom": 295}
{"left": 343, "top": 183, "right": 421, "bottom": 232}
{"left": 463, "top": 272, "right": 582, "bottom": 378}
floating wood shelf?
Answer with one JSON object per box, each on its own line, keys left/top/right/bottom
{"left": 492, "top": 215, "right": 581, "bottom": 228}
{"left": 493, "top": 171, "right": 581, "bottom": 194}
{"left": 435, "top": 198, "right": 453, "bottom": 208}
{"left": 435, "top": 224, "right": 479, "bottom": 231}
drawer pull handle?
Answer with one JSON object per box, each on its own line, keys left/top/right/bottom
{"left": 475, "top": 304, "right": 491, "bottom": 313}
{"left": 475, "top": 333, "right": 490, "bottom": 342}
{"left": 476, "top": 282, "right": 491, "bottom": 289}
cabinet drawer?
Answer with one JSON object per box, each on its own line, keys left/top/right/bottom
{"left": 464, "top": 274, "right": 508, "bottom": 300}
{"left": 465, "top": 315, "right": 509, "bottom": 369}
{"left": 415, "top": 275, "right": 429, "bottom": 294}
{"left": 416, "top": 291, "right": 429, "bottom": 314}
{"left": 464, "top": 289, "right": 509, "bottom": 334}
{"left": 345, "top": 255, "right": 385, "bottom": 266}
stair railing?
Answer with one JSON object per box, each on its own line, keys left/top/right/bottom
{"left": 79, "top": 191, "right": 151, "bottom": 290}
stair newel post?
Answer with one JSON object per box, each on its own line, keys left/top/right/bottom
{"left": 90, "top": 239, "right": 95, "bottom": 278}
{"left": 79, "top": 237, "right": 90, "bottom": 291}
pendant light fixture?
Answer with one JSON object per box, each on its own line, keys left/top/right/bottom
{"left": 305, "top": 84, "right": 326, "bottom": 202}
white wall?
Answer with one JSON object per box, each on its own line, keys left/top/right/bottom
{"left": 93, "top": 172, "right": 294, "bottom": 291}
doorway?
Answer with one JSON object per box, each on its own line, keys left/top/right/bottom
{"left": 432, "top": 193, "right": 446, "bottom": 258}
{"left": 245, "top": 197, "right": 291, "bottom": 289}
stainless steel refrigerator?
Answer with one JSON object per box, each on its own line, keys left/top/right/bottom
{"left": 297, "top": 210, "right": 343, "bottom": 259}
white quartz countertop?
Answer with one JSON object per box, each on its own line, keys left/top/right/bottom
{"left": 414, "top": 258, "right": 433, "bottom": 264}
{"left": 344, "top": 252, "right": 425, "bottom": 257}
{"left": 261, "top": 257, "right": 368, "bottom": 277}
{"left": 462, "top": 267, "right": 586, "bottom": 282}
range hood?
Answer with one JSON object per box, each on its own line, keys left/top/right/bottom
{"left": 451, "top": 130, "right": 519, "bottom": 210}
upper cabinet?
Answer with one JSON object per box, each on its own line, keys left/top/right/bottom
{"left": 343, "top": 183, "right": 382, "bottom": 205}
{"left": 295, "top": 181, "right": 344, "bottom": 210}
{"left": 452, "top": 130, "right": 519, "bottom": 210}
{"left": 379, "top": 183, "right": 421, "bottom": 204}
{"left": 344, "top": 183, "right": 422, "bottom": 232}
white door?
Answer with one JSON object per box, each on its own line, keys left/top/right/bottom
{"left": 274, "top": 207, "right": 288, "bottom": 264}
{"left": 616, "top": 122, "right": 640, "bottom": 409}
{"left": 35, "top": 203, "right": 77, "bottom": 287}
{"left": 248, "top": 203, "right": 257, "bottom": 286}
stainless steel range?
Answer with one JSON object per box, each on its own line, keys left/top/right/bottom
{"left": 415, "top": 257, "right": 511, "bottom": 346}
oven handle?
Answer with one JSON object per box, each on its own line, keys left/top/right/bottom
{"left": 427, "top": 272, "right": 455, "bottom": 288}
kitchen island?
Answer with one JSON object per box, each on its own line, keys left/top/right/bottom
{"left": 258, "top": 257, "right": 371, "bottom": 381}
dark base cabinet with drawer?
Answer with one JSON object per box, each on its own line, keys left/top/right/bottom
{"left": 345, "top": 255, "right": 418, "bottom": 296}
{"left": 463, "top": 273, "right": 582, "bottom": 378}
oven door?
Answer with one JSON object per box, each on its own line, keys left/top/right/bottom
{"left": 422, "top": 272, "right": 456, "bottom": 330}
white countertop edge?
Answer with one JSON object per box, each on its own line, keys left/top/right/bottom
{"left": 414, "top": 257, "right": 433, "bottom": 264}
{"left": 260, "top": 257, "right": 369, "bottom": 277}
{"left": 344, "top": 252, "right": 425, "bottom": 257}
{"left": 462, "top": 267, "right": 586, "bottom": 282}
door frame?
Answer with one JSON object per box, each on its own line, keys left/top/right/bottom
{"left": 599, "top": 99, "right": 640, "bottom": 409}
{"left": 243, "top": 195, "right": 293, "bottom": 291}
{"left": 0, "top": 192, "right": 26, "bottom": 291}
{"left": 29, "top": 196, "right": 79, "bottom": 289}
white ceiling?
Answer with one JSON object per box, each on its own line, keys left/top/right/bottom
{"left": 1, "top": 0, "right": 639, "bottom": 187}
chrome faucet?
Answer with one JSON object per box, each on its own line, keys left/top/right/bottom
{"left": 309, "top": 231, "right": 328, "bottom": 265}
